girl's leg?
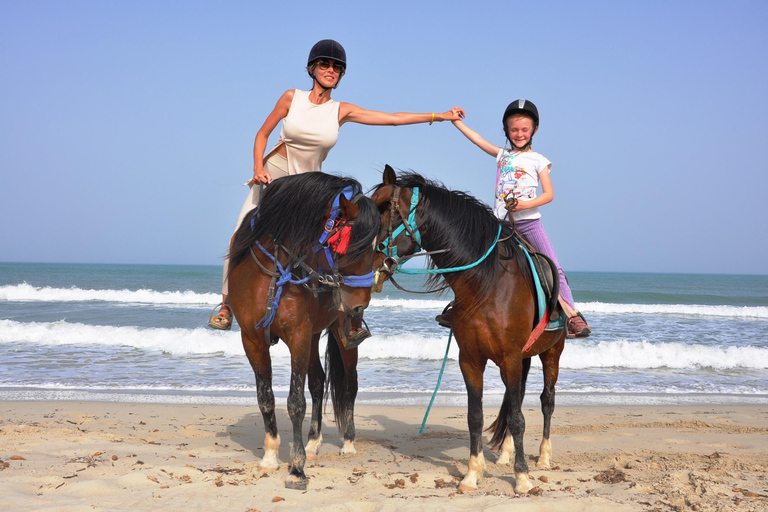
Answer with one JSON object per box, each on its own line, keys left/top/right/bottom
{"left": 514, "top": 219, "right": 575, "bottom": 310}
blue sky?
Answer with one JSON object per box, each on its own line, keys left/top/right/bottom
{"left": 2, "top": 0, "right": 767, "bottom": 274}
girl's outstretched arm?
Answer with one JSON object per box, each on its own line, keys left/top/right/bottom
{"left": 451, "top": 120, "right": 500, "bottom": 157}
{"left": 339, "top": 105, "right": 464, "bottom": 126}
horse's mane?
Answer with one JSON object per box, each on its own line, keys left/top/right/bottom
{"left": 380, "top": 171, "right": 528, "bottom": 308}
{"left": 228, "top": 173, "right": 379, "bottom": 273}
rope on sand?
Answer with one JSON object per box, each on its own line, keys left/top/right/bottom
{"left": 420, "top": 329, "right": 452, "bottom": 434}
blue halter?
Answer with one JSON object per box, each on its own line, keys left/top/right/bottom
{"left": 254, "top": 185, "right": 375, "bottom": 331}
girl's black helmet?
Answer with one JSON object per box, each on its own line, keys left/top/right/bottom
{"left": 307, "top": 39, "right": 347, "bottom": 68}
{"left": 502, "top": 99, "right": 539, "bottom": 128}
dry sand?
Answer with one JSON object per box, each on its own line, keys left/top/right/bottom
{"left": 1, "top": 401, "right": 767, "bottom": 511}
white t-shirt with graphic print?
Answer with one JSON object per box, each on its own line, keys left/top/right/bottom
{"left": 494, "top": 148, "right": 552, "bottom": 221}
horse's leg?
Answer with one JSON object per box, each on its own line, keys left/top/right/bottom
{"left": 498, "top": 354, "right": 533, "bottom": 494}
{"left": 284, "top": 337, "right": 312, "bottom": 490}
{"left": 326, "top": 321, "right": 359, "bottom": 455}
{"left": 457, "top": 351, "right": 487, "bottom": 492}
{"left": 305, "top": 332, "right": 324, "bottom": 461}
{"left": 537, "top": 334, "right": 565, "bottom": 469}
{"left": 497, "top": 357, "right": 531, "bottom": 465}
{"left": 242, "top": 334, "right": 281, "bottom": 470}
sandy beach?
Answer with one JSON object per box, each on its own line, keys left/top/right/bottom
{"left": 1, "top": 401, "right": 767, "bottom": 511}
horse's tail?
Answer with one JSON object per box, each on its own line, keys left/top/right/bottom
{"left": 324, "top": 328, "right": 354, "bottom": 435}
{"left": 486, "top": 390, "right": 510, "bottom": 449}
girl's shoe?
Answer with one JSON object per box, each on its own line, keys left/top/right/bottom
{"left": 567, "top": 312, "right": 591, "bottom": 338}
{"left": 208, "top": 303, "right": 232, "bottom": 331}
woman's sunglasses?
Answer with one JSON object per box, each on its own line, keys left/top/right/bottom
{"left": 316, "top": 59, "right": 344, "bottom": 73}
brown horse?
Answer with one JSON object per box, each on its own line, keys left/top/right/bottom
{"left": 371, "top": 166, "right": 567, "bottom": 493}
{"left": 227, "top": 172, "right": 380, "bottom": 490}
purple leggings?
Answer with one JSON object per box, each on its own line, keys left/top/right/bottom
{"left": 514, "top": 218, "right": 574, "bottom": 309}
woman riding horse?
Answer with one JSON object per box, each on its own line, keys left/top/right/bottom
{"left": 227, "top": 172, "right": 380, "bottom": 489}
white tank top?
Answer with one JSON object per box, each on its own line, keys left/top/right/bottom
{"left": 275, "top": 89, "right": 340, "bottom": 174}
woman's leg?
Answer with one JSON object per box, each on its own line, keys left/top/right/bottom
{"left": 211, "top": 155, "right": 289, "bottom": 328}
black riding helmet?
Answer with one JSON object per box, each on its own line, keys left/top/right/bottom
{"left": 307, "top": 39, "right": 346, "bottom": 90}
{"left": 502, "top": 99, "right": 539, "bottom": 149}
{"left": 307, "top": 39, "right": 347, "bottom": 68}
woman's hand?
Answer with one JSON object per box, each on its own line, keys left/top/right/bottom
{"left": 253, "top": 167, "right": 273, "bottom": 184}
{"left": 440, "top": 107, "right": 465, "bottom": 122}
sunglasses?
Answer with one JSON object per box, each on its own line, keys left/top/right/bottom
{"left": 316, "top": 59, "right": 344, "bottom": 73}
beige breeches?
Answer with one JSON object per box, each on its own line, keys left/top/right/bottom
{"left": 222, "top": 153, "right": 289, "bottom": 295}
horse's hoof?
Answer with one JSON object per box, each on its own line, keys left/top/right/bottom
{"left": 535, "top": 457, "right": 551, "bottom": 469}
{"left": 457, "top": 481, "right": 478, "bottom": 492}
{"left": 514, "top": 472, "right": 533, "bottom": 494}
{"left": 284, "top": 475, "right": 308, "bottom": 490}
{"left": 340, "top": 440, "right": 357, "bottom": 455}
{"left": 305, "top": 435, "right": 323, "bottom": 461}
{"left": 258, "top": 459, "right": 280, "bottom": 471}
{"left": 496, "top": 452, "right": 511, "bottom": 465}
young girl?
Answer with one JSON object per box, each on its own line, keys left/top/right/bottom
{"left": 444, "top": 99, "right": 590, "bottom": 337}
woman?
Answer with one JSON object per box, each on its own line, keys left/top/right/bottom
{"left": 209, "top": 39, "right": 465, "bottom": 329}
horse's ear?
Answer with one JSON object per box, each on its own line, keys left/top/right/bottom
{"left": 383, "top": 165, "right": 397, "bottom": 186}
{"left": 338, "top": 193, "right": 359, "bottom": 220}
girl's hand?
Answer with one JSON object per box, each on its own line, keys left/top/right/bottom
{"left": 505, "top": 197, "right": 519, "bottom": 213}
{"left": 441, "top": 107, "right": 465, "bottom": 121}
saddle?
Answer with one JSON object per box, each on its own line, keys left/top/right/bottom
{"left": 515, "top": 237, "right": 565, "bottom": 332}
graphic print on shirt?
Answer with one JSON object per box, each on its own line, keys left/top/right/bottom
{"left": 497, "top": 153, "right": 537, "bottom": 202}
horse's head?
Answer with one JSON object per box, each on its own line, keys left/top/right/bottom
{"left": 370, "top": 165, "right": 425, "bottom": 292}
{"left": 321, "top": 187, "right": 380, "bottom": 345}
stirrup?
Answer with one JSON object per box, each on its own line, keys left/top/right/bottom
{"left": 207, "top": 302, "right": 232, "bottom": 331}
{"left": 435, "top": 302, "right": 453, "bottom": 328}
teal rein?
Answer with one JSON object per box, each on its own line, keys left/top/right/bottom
{"left": 420, "top": 328, "right": 453, "bottom": 434}
{"left": 395, "top": 220, "right": 502, "bottom": 433}
{"left": 395, "top": 224, "right": 502, "bottom": 275}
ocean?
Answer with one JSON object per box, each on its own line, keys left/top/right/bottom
{"left": 1, "top": 262, "right": 767, "bottom": 408}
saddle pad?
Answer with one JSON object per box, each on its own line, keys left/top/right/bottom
{"left": 517, "top": 241, "right": 565, "bottom": 332}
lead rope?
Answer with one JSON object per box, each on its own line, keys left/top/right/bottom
{"left": 420, "top": 328, "right": 452, "bottom": 434}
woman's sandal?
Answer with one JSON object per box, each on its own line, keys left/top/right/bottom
{"left": 208, "top": 302, "right": 233, "bottom": 331}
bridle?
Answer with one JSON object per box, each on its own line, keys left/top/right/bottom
{"left": 251, "top": 187, "right": 375, "bottom": 343}
{"left": 374, "top": 185, "right": 450, "bottom": 294}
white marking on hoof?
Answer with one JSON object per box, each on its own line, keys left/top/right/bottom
{"left": 340, "top": 439, "right": 357, "bottom": 455}
{"left": 536, "top": 438, "right": 552, "bottom": 469}
{"left": 305, "top": 434, "right": 323, "bottom": 461}
{"left": 458, "top": 452, "right": 485, "bottom": 492}
{"left": 259, "top": 433, "right": 281, "bottom": 470}
{"left": 496, "top": 435, "right": 514, "bottom": 465}
{"left": 514, "top": 471, "right": 533, "bottom": 494}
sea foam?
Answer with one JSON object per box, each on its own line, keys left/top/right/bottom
{"left": 3, "top": 319, "right": 766, "bottom": 370}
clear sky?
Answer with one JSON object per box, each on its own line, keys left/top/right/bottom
{"left": 2, "top": 0, "right": 767, "bottom": 274}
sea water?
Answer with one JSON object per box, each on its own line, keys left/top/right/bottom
{"left": 1, "top": 262, "right": 766, "bottom": 407}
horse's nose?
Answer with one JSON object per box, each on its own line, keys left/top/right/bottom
{"left": 352, "top": 305, "right": 365, "bottom": 317}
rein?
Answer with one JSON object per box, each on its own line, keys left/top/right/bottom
{"left": 251, "top": 188, "right": 375, "bottom": 341}
{"left": 377, "top": 184, "right": 502, "bottom": 278}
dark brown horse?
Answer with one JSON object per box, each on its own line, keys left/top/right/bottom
{"left": 371, "top": 166, "right": 567, "bottom": 493}
{"left": 227, "top": 172, "right": 380, "bottom": 489}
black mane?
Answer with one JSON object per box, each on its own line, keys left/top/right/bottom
{"left": 228, "top": 173, "right": 379, "bottom": 273}
{"left": 377, "top": 171, "right": 524, "bottom": 306}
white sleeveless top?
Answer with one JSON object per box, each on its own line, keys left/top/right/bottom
{"left": 274, "top": 89, "right": 340, "bottom": 174}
